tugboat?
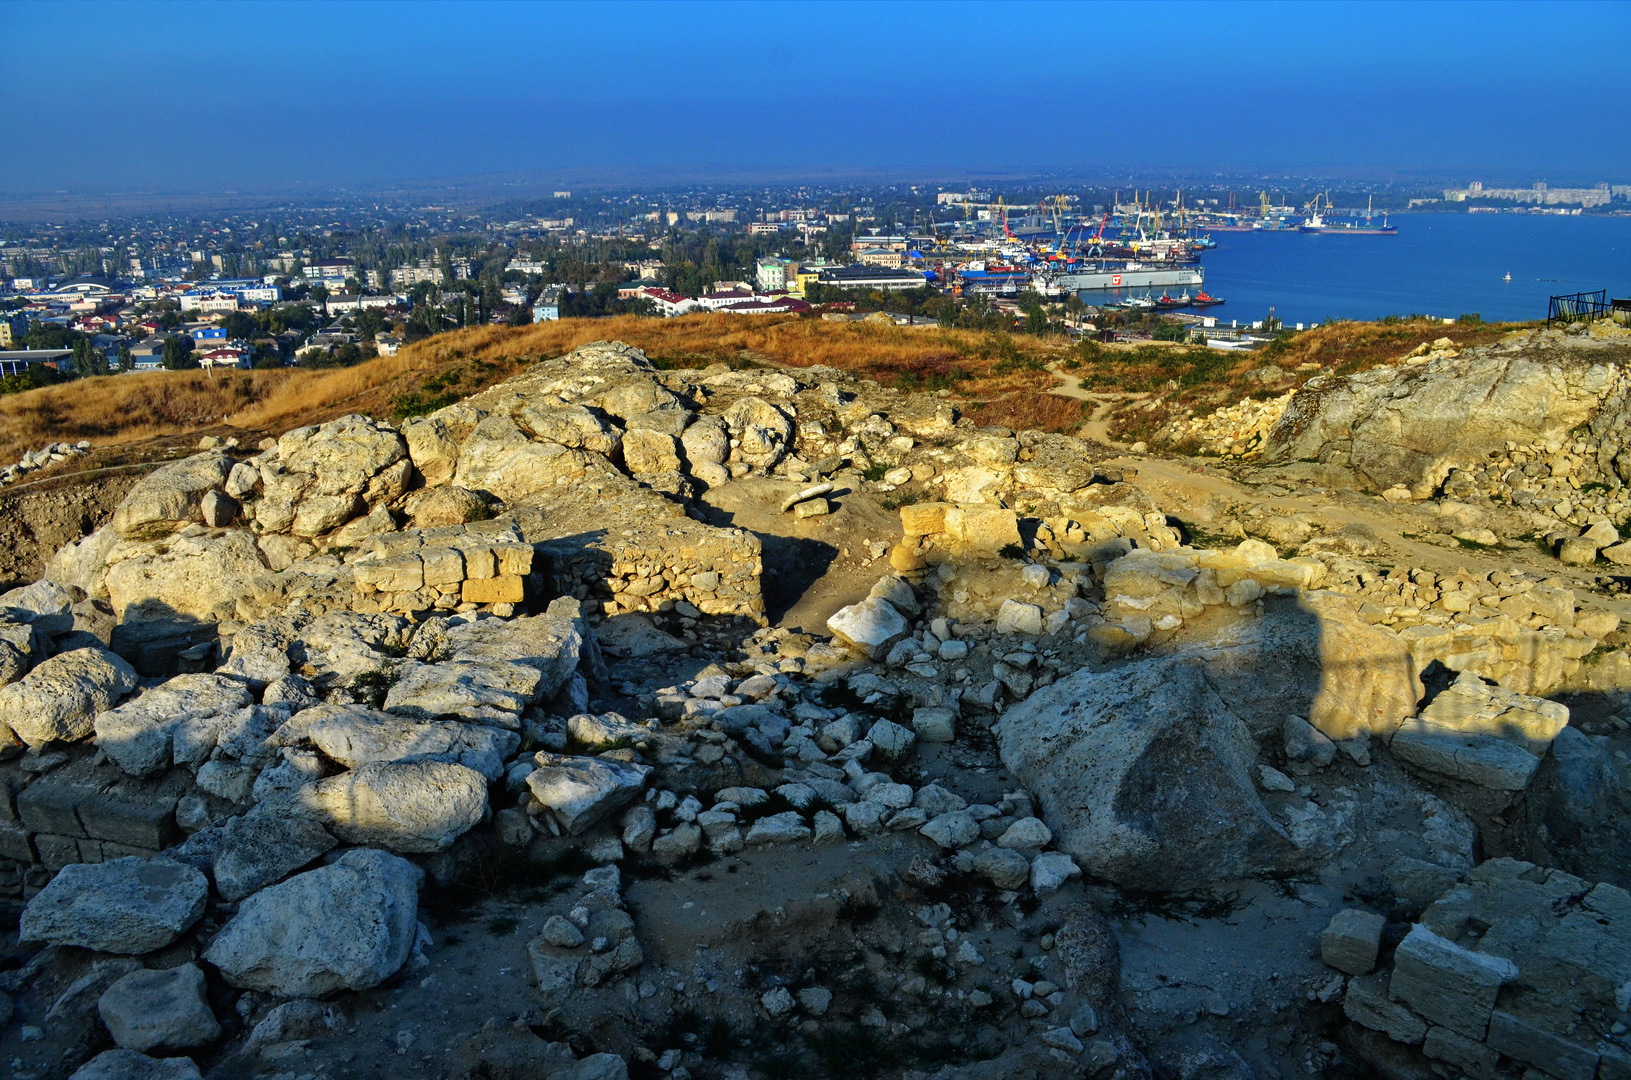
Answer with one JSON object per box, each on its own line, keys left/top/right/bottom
{"left": 1189, "top": 290, "right": 1225, "bottom": 307}
{"left": 1154, "top": 292, "right": 1188, "bottom": 310}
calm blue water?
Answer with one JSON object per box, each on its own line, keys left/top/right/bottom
{"left": 1082, "top": 213, "right": 1631, "bottom": 327}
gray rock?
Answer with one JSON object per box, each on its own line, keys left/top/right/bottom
{"left": 212, "top": 812, "right": 337, "bottom": 902}
{"left": 0, "top": 647, "right": 138, "bottom": 745}
{"left": 526, "top": 754, "right": 651, "bottom": 835}
{"left": 95, "top": 674, "right": 253, "bottom": 777}
{"left": 307, "top": 706, "right": 519, "bottom": 781}
{"left": 1264, "top": 341, "right": 1620, "bottom": 495}
{"left": 921, "top": 811, "right": 980, "bottom": 849}
{"left": 1283, "top": 714, "right": 1337, "bottom": 766}
{"left": 745, "top": 811, "right": 812, "bottom": 845}
{"left": 1030, "top": 851, "right": 1083, "bottom": 894}
{"left": 97, "top": 963, "right": 220, "bottom": 1051}
{"left": 20, "top": 857, "right": 207, "bottom": 954}
{"left": 867, "top": 718, "right": 916, "bottom": 759}
{"left": 912, "top": 707, "right": 956, "bottom": 743}
{"left": 203, "top": 848, "right": 421, "bottom": 997}
{"left": 1321, "top": 908, "right": 1387, "bottom": 975}
{"left": 539, "top": 915, "right": 584, "bottom": 949}
{"left": 289, "top": 759, "right": 488, "bottom": 853}
{"left": 996, "top": 655, "right": 1300, "bottom": 892}
{"left": 68, "top": 1050, "right": 203, "bottom": 1080}
{"left": 382, "top": 659, "right": 544, "bottom": 724}
{"left": 1390, "top": 724, "right": 1542, "bottom": 790}
{"left": 997, "top": 817, "right": 1052, "bottom": 852}
{"left": 972, "top": 848, "right": 1031, "bottom": 890}
{"left": 0, "top": 578, "right": 77, "bottom": 637}
{"left": 1388, "top": 924, "right": 1516, "bottom": 1039}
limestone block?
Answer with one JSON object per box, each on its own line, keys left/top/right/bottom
{"left": 1389, "top": 724, "right": 1542, "bottom": 790}
{"left": 1388, "top": 925, "right": 1516, "bottom": 1039}
{"left": 462, "top": 575, "right": 525, "bottom": 604}
{"left": 900, "top": 502, "right": 950, "bottom": 537}
{"left": 1342, "top": 973, "right": 1428, "bottom": 1043}
{"left": 1321, "top": 908, "right": 1386, "bottom": 975}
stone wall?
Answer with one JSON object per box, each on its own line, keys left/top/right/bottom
{"left": 1328, "top": 857, "right": 1630, "bottom": 1080}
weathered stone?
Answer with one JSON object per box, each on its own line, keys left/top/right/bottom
{"left": 1415, "top": 670, "right": 1569, "bottom": 751}
{"left": 97, "top": 963, "right": 220, "bottom": 1052}
{"left": 112, "top": 452, "right": 231, "bottom": 537}
{"left": 996, "top": 656, "right": 1300, "bottom": 892}
{"left": 912, "top": 707, "right": 956, "bottom": 743}
{"left": 68, "top": 1050, "right": 202, "bottom": 1080}
{"left": 95, "top": 673, "right": 252, "bottom": 776}
{"left": 307, "top": 706, "right": 519, "bottom": 780}
{"left": 204, "top": 848, "right": 422, "bottom": 998}
{"left": 526, "top": 754, "right": 651, "bottom": 834}
{"left": 1030, "top": 852, "right": 1082, "bottom": 894}
{"left": 1390, "top": 724, "right": 1543, "bottom": 790}
{"left": 1342, "top": 973, "right": 1428, "bottom": 1043}
{"left": 971, "top": 847, "right": 1031, "bottom": 890}
{"left": 995, "top": 600, "right": 1044, "bottom": 636}
{"left": 1321, "top": 908, "right": 1387, "bottom": 975}
{"left": 212, "top": 812, "right": 337, "bottom": 902}
{"left": 826, "top": 597, "right": 908, "bottom": 660}
{"left": 290, "top": 759, "right": 488, "bottom": 853}
{"left": 1388, "top": 924, "right": 1517, "bottom": 1039}
{"left": 20, "top": 857, "right": 207, "bottom": 953}
{"left": 0, "top": 647, "right": 138, "bottom": 746}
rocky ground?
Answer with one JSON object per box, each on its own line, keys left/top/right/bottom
{"left": 0, "top": 330, "right": 1629, "bottom": 1080}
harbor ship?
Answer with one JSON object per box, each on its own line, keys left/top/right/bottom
{"left": 1055, "top": 261, "right": 1204, "bottom": 290}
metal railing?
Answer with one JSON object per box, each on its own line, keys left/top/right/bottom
{"left": 1548, "top": 289, "right": 1610, "bottom": 327}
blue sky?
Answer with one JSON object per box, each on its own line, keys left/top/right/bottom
{"left": 4, "top": 0, "right": 1628, "bottom": 192}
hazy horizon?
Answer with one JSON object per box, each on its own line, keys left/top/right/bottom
{"left": 5, "top": 0, "right": 1630, "bottom": 197}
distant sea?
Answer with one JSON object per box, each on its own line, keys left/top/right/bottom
{"left": 1087, "top": 212, "right": 1631, "bottom": 328}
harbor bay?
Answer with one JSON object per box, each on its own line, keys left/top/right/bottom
{"left": 1148, "top": 211, "right": 1631, "bottom": 327}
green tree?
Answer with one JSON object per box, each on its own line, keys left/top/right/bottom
{"left": 70, "top": 338, "right": 107, "bottom": 376}
{"left": 117, "top": 343, "right": 134, "bottom": 372}
{"left": 161, "top": 336, "right": 196, "bottom": 370}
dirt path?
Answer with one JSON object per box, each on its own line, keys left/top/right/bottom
{"left": 1044, "top": 362, "right": 1145, "bottom": 447}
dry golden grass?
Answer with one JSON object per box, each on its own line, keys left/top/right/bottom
{"left": 0, "top": 368, "right": 301, "bottom": 464}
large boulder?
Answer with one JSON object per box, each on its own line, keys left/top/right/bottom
{"left": 0, "top": 647, "right": 138, "bottom": 746}
{"left": 95, "top": 673, "right": 254, "bottom": 776}
{"left": 112, "top": 452, "right": 232, "bottom": 538}
{"left": 1263, "top": 338, "right": 1622, "bottom": 495}
{"left": 995, "top": 656, "right": 1300, "bottom": 892}
{"left": 103, "top": 530, "right": 268, "bottom": 623}
{"left": 203, "top": 848, "right": 421, "bottom": 998}
{"left": 20, "top": 857, "right": 208, "bottom": 953}
{"left": 288, "top": 759, "right": 488, "bottom": 852}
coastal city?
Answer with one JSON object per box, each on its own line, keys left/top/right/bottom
{"left": 3, "top": 176, "right": 1629, "bottom": 385}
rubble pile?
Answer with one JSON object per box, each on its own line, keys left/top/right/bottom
{"left": 0, "top": 441, "right": 93, "bottom": 487}
{"left": 0, "top": 337, "right": 1629, "bottom": 1080}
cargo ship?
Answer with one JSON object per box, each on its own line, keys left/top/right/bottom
{"left": 1297, "top": 196, "right": 1398, "bottom": 235}
{"left": 1057, "top": 261, "right": 1204, "bottom": 291}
